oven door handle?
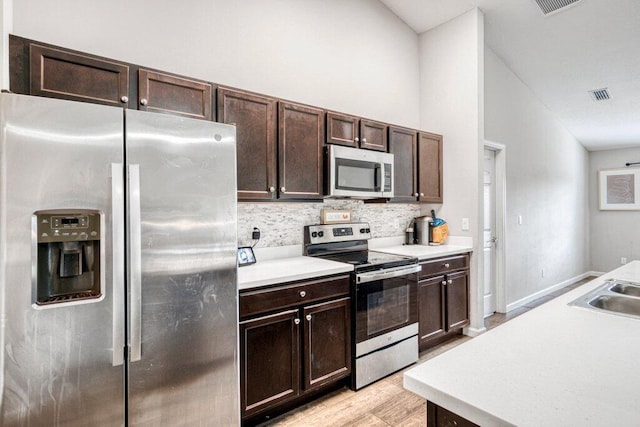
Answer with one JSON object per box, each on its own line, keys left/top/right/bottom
{"left": 356, "top": 264, "right": 422, "bottom": 284}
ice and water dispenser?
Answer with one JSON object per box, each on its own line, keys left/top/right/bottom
{"left": 34, "top": 210, "right": 102, "bottom": 305}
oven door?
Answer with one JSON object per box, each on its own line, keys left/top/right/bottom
{"left": 354, "top": 264, "right": 420, "bottom": 344}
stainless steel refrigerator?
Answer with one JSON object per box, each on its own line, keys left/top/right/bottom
{"left": 0, "top": 93, "right": 239, "bottom": 425}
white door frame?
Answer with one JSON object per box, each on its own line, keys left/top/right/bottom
{"left": 484, "top": 140, "right": 507, "bottom": 313}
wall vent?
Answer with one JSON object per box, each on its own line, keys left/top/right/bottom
{"left": 532, "top": 0, "right": 582, "bottom": 15}
{"left": 589, "top": 88, "right": 611, "bottom": 101}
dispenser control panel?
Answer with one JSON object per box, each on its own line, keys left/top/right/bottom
{"left": 37, "top": 212, "right": 100, "bottom": 243}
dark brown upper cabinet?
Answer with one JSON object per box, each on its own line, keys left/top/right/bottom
{"left": 326, "top": 112, "right": 388, "bottom": 152}
{"left": 326, "top": 112, "right": 359, "bottom": 148}
{"left": 138, "top": 69, "right": 213, "bottom": 120}
{"left": 360, "top": 119, "right": 388, "bottom": 152}
{"left": 418, "top": 131, "right": 444, "bottom": 203}
{"left": 217, "top": 86, "right": 278, "bottom": 201}
{"left": 389, "top": 126, "right": 418, "bottom": 202}
{"left": 278, "top": 101, "right": 325, "bottom": 200}
{"left": 28, "top": 43, "right": 130, "bottom": 108}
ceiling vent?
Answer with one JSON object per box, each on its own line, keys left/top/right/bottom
{"left": 532, "top": 0, "right": 583, "bottom": 15}
{"left": 589, "top": 88, "right": 611, "bottom": 101}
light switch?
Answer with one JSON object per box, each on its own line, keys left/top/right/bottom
{"left": 518, "top": 215, "right": 523, "bottom": 225}
{"left": 461, "top": 218, "right": 469, "bottom": 231}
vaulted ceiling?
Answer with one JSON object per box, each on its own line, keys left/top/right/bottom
{"left": 379, "top": 0, "right": 640, "bottom": 151}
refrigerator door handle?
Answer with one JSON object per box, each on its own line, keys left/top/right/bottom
{"left": 111, "top": 163, "right": 125, "bottom": 366}
{"left": 128, "top": 164, "right": 142, "bottom": 362}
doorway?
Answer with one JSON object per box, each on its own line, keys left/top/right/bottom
{"left": 483, "top": 142, "right": 506, "bottom": 315}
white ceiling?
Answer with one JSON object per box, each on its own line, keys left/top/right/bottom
{"left": 379, "top": 0, "right": 640, "bottom": 151}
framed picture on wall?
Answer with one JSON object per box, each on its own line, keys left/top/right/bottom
{"left": 598, "top": 168, "right": 640, "bottom": 210}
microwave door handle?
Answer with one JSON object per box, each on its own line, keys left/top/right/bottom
{"left": 375, "top": 163, "right": 382, "bottom": 191}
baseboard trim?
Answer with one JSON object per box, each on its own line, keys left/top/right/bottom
{"left": 506, "top": 271, "right": 603, "bottom": 313}
{"left": 463, "top": 326, "right": 487, "bottom": 337}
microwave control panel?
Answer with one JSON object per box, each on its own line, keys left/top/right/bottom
{"left": 383, "top": 163, "right": 392, "bottom": 192}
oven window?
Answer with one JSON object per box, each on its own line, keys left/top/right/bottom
{"left": 366, "top": 284, "right": 410, "bottom": 336}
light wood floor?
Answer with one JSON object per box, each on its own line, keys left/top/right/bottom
{"left": 260, "top": 277, "right": 595, "bottom": 427}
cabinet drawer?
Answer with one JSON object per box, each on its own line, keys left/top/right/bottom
{"left": 240, "top": 275, "right": 350, "bottom": 318}
{"left": 419, "top": 254, "right": 469, "bottom": 279}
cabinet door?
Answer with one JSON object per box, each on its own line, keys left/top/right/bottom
{"left": 418, "top": 276, "right": 447, "bottom": 348}
{"left": 240, "top": 309, "right": 300, "bottom": 418}
{"left": 326, "top": 112, "right": 359, "bottom": 147}
{"left": 418, "top": 132, "right": 443, "bottom": 203}
{"left": 302, "top": 297, "right": 351, "bottom": 392}
{"left": 278, "top": 101, "right": 324, "bottom": 200}
{"left": 360, "top": 119, "right": 388, "bottom": 152}
{"left": 446, "top": 271, "right": 470, "bottom": 330}
{"left": 29, "top": 43, "right": 130, "bottom": 108}
{"left": 218, "top": 87, "right": 278, "bottom": 200}
{"left": 389, "top": 126, "right": 418, "bottom": 202}
{"left": 138, "top": 69, "right": 212, "bottom": 120}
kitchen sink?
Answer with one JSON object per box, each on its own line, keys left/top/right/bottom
{"left": 610, "top": 283, "right": 640, "bottom": 298}
{"left": 570, "top": 279, "right": 640, "bottom": 320}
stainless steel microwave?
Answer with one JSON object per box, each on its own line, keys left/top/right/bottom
{"left": 326, "top": 145, "right": 394, "bottom": 199}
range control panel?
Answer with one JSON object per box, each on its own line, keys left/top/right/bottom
{"left": 304, "top": 222, "right": 371, "bottom": 245}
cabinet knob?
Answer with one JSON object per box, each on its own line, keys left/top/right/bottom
{"left": 448, "top": 279, "right": 453, "bottom": 285}
{"left": 120, "top": 96, "right": 129, "bottom": 103}
{"left": 442, "top": 280, "right": 447, "bottom": 286}
{"left": 414, "top": 193, "right": 419, "bottom": 197}
{"left": 444, "top": 263, "right": 450, "bottom": 268}
{"left": 306, "top": 314, "right": 312, "bottom": 321}
{"left": 362, "top": 137, "right": 367, "bottom": 143}
{"left": 269, "top": 186, "right": 276, "bottom": 193}
{"left": 420, "top": 192, "right": 425, "bottom": 197}
{"left": 355, "top": 137, "right": 360, "bottom": 143}
{"left": 294, "top": 318, "right": 300, "bottom": 325}
{"left": 299, "top": 290, "right": 306, "bottom": 298}
{"left": 140, "top": 98, "right": 148, "bottom": 106}
{"left": 281, "top": 187, "right": 286, "bottom": 193}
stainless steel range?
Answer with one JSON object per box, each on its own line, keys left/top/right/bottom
{"left": 304, "top": 223, "right": 421, "bottom": 390}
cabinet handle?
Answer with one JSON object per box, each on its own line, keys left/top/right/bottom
{"left": 448, "top": 279, "right": 453, "bottom": 285}
{"left": 294, "top": 318, "right": 300, "bottom": 325}
{"left": 306, "top": 314, "right": 312, "bottom": 321}
{"left": 299, "top": 290, "right": 306, "bottom": 298}
{"left": 444, "top": 263, "right": 450, "bottom": 268}
{"left": 355, "top": 137, "right": 360, "bottom": 143}
{"left": 420, "top": 192, "right": 424, "bottom": 197}
{"left": 281, "top": 186, "right": 286, "bottom": 193}
{"left": 414, "top": 193, "right": 419, "bottom": 197}
{"left": 120, "top": 96, "right": 129, "bottom": 103}
{"left": 362, "top": 137, "right": 367, "bottom": 143}
{"left": 269, "top": 186, "right": 275, "bottom": 193}
{"left": 442, "top": 280, "right": 447, "bottom": 286}
{"left": 140, "top": 98, "right": 148, "bottom": 106}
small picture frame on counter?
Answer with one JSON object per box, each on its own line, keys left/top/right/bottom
{"left": 237, "top": 246, "right": 256, "bottom": 267}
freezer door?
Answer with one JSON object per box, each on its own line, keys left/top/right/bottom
{"left": 125, "top": 110, "right": 239, "bottom": 425}
{"left": 0, "top": 94, "right": 125, "bottom": 425}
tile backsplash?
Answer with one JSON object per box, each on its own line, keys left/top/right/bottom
{"left": 238, "top": 199, "right": 421, "bottom": 248}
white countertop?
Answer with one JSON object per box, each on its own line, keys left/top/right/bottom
{"left": 237, "top": 239, "right": 473, "bottom": 291}
{"left": 403, "top": 261, "right": 640, "bottom": 426}
{"left": 238, "top": 256, "right": 353, "bottom": 291}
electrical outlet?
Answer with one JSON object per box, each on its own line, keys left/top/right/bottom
{"left": 393, "top": 219, "right": 400, "bottom": 229}
{"left": 621, "top": 257, "right": 627, "bottom": 265}
{"left": 518, "top": 215, "right": 523, "bottom": 225}
{"left": 461, "top": 218, "right": 469, "bottom": 231}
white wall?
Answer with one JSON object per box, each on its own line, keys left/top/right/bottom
{"left": 11, "top": 0, "right": 420, "bottom": 129}
{"left": 589, "top": 147, "right": 640, "bottom": 272}
{"left": 485, "top": 47, "right": 590, "bottom": 306}
{"left": 418, "top": 9, "right": 484, "bottom": 332}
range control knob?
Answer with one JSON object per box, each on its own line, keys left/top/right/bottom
{"left": 311, "top": 232, "right": 318, "bottom": 238}
{"left": 318, "top": 231, "right": 324, "bottom": 237}
{"left": 365, "top": 228, "right": 370, "bottom": 233}
{"left": 360, "top": 228, "right": 366, "bottom": 234}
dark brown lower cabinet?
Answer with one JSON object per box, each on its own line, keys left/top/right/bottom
{"left": 427, "top": 401, "right": 479, "bottom": 427}
{"left": 418, "top": 254, "right": 470, "bottom": 351}
{"left": 239, "top": 276, "right": 351, "bottom": 423}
